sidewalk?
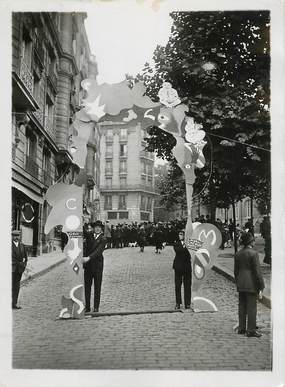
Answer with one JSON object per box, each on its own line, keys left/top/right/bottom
{"left": 21, "top": 251, "right": 66, "bottom": 284}
{"left": 213, "top": 235, "right": 271, "bottom": 308}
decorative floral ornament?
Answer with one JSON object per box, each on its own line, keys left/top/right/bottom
{"left": 158, "top": 82, "right": 181, "bottom": 108}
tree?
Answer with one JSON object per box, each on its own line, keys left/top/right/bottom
{"left": 136, "top": 11, "right": 270, "bottom": 222}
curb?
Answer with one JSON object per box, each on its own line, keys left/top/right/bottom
{"left": 212, "top": 264, "right": 271, "bottom": 309}
{"left": 21, "top": 258, "right": 67, "bottom": 285}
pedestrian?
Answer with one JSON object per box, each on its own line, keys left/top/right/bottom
{"left": 137, "top": 225, "right": 146, "bottom": 252}
{"left": 172, "top": 230, "right": 192, "bottom": 310}
{"left": 82, "top": 221, "right": 106, "bottom": 313}
{"left": 104, "top": 220, "right": 111, "bottom": 248}
{"left": 260, "top": 215, "right": 271, "bottom": 265}
{"left": 152, "top": 224, "right": 164, "bottom": 254}
{"left": 11, "top": 229, "right": 28, "bottom": 309}
{"left": 234, "top": 232, "right": 265, "bottom": 337}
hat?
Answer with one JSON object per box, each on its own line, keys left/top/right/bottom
{"left": 92, "top": 220, "right": 104, "bottom": 229}
{"left": 240, "top": 232, "right": 254, "bottom": 246}
{"left": 12, "top": 230, "right": 21, "bottom": 236}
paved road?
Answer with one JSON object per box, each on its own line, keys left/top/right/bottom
{"left": 13, "top": 246, "right": 272, "bottom": 370}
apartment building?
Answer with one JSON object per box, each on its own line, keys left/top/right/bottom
{"left": 11, "top": 12, "right": 99, "bottom": 255}
{"left": 99, "top": 121, "right": 158, "bottom": 224}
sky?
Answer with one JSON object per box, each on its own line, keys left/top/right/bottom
{"left": 85, "top": 2, "right": 173, "bottom": 84}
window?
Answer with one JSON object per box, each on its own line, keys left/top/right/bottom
{"left": 119, "top": 212, "right": 128, "bottom": 219}
{"left": 118, "top": 195, "right": 126, "bottom": 209}
{"left": 120, "top": 160, "right": 127, "bottom": 173}
{"left": 147, "top": 163, "right": 153, "bottom": 175}
{"left": 45, "top": 95, "right": 54, "bottom": 133}
{"left": 235, "top": 202, "right": 240, "bottom": 220}
{"left": 120, "top": 144, "right": 127, "bottom": 157}
{"left": 120, "top": 128, "right": 128, "bottom": 139}
{"left": 107, "top": 212, "right": 117, "bottom": 220}
{"left": 147, "top": 176, "right": 153, "bottom": 187}
{"left": 140, "top": 195, "right": 146, "bottom": 211}
{"left": 141, "top": 175, "right": 146, "bottom": 186}
{"left": 119, "top": 177, "right": 127, "bottom": 188}
{"left": 104, "top": 195, "right": 112, "bottom": 210}
{"left": 106, "top": 129, "right": 113, "bottom": 141}
{"left": 25, "top": 129, "right": 38, "bottom": 179}
{"left": 105, "top": 160, "right": 113, "bottom": 174}
{"left": 106, "top": 144, "right": 113, "bottom": 157}
{"left": 141, "top": 212, "right": 150, "bottom": 221}
{"left": 245, "top": 199, "right": 251, "bottom": 218}
{"left": 141, "top": 160, "right": 146, "bottom": 174}
{"left": 33, "top": 73, "right": 41, "bottom": 104}
{"left": 21, "top": 28, "right": 32, "bottom": 68}
{"left": 147, "top": 197, "right": 152, "bottom": 211}
{"left": 106, "top": 177, "right": 112, "bottom": 189}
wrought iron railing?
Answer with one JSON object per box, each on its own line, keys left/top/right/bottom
{"left": 44, "top": 116, "right": 56, "bottom": 141}
{"left": 34, "top": 38, "right": 45, "bottom": 65}
{"left": 32, "top": 108, "right": 44, "bottom": 126}
{"left": 25, "top": 155, "right": 39, "bottom": 179}
{"left": 19, "top": 59, "right": 34, "bottom": 94}
{"left": 101, "top": 184, "right": 155, "bottom": 192}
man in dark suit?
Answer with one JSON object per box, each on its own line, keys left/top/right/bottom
{"left": 173, "top": 230, "right": 192, "bottom": 310}
{"left": 82, "top": 221, "right": 106, "bottom": 313}
{"left": 11, "top": 229, "right": 28, "bottom": 309}
{"left": 234, "top": 232, "right": 265, "bottom": 338}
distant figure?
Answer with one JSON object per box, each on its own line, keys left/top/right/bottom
{"left": 104, "top": 221, "right": 111, "bottom": 248}
{"left": 260, "top": 215, "right": 271, "bottom": 265}
{"left": 153, "top": 225, "right": 164, "bottom": 254}
{"left": 12, "top": 230, "right": 28, "bottom": 309}
{"left": 172, "top": 230, "right": 192, "bottom": 310}
{"left": 137, "top": 225, "right": 146, "bottom": 252}
{"left": 234, "top": 232, "right": 264, "bottom": 338}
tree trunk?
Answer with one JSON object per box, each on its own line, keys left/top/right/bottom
{"left": 232, "top": 200, "right": 238, "bottom": 253}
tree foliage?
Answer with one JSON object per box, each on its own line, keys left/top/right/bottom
{"left": 136, "top": 11, "right": 271, "bottom": 214}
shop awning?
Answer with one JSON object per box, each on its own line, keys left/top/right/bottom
{"left": 12, "top": 180, "right": 44, "bottom": 204}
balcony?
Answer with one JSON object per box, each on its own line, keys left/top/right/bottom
{"left": 32, "top": 108, "right": 44, "bottom": 126}
{"left": 19, "top": 59, "right": 34, "bottom": 95}
{"left": 119, "top": 153, "right": 128, "bottom": 158}
{"left": 100, "top": 184, "right": 157, "bottom": 193}
{"left": 105, "top": 152, "right": 113, "bottom": 158}
{"left": 118, "top": 204, "right": 127, "bottom": 210}
{"left": 119, "top": 135, "right": 128, "bottom": 142}
{"left": 119, "top": 168, "right": 127, "bottom": 174}
{"left": 42, "top": 170, "right": 53, "bottom": 187}
{"left": 25, "top": 156, "right": 39, "bottom": 179}
{"left": 106, "top": 136, "right": 113, "bottom": 143}
{"left": 104, "top": 204, "right": 112, "bottom": 210}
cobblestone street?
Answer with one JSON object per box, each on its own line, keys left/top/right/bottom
{"left": 13, "top": 246, "right": 272, "bottom": 370}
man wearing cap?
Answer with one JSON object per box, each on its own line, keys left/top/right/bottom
{"left": 82, "top": 221, "right": 106, "bottom": 313}
{"left": 11, "top": 230, "right": 28, "bottom": 309}
{"left": 234, "top": 232, "right": 265, "bottom": 338}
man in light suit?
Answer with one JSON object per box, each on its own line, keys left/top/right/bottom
{"left": 82, "top": 221, "right": 106, "bottom": 313}
{"left": 11, "top": 230, "right": 28, "bottom": 309}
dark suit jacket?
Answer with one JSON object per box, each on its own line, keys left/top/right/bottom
{"left": 84, "top": 233, "right": 106, "bottom": 272}
{"left": 234, "top": 246, "right": 265, "bottom": 293}
{"left": 12, "top": 242, "right": 28, "bottom": 273}
{"left": 173, "top": 241, "right": 192, "bottom": 273}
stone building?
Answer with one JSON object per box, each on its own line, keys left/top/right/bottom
{"left": 12, "top": 12, "right": 99, "bottom": 255}
{"left": 99, "top": 122, "right": 158, "bottom": 224}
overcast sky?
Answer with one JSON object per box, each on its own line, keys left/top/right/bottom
{"left": 85, "top": 2, "right": 173, "bottom": 84}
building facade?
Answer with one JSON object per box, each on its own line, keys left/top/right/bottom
{"left": 99, "top": 122, "right": 158, "bottom": 224}
{"left": 12, "top": 12, "right": 99, "bottom": 255}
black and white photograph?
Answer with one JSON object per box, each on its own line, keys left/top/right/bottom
{"left": 0, "top": 0, "right": 284, "bottom": 386}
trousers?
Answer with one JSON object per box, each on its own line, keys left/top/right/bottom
{"left": 84, "top": 269, "right": 103, "bottom": 310}
{"left": 238, "top": 292, "right": 257, "bottom": 332}
{"left": 174, "top": 270, "right": 192, "bottom": 307}
{"left": 12, "top": 271, "right": 23, "bottom": 307}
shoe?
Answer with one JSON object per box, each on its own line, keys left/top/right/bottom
{"left": 93, "top": 308, "right": 99, "bottom": 313}
{"left": 12, "top": 305, "right": 22, "bottom": 309}
{"left": 85, "top": 308, "right": 91, "bottom": 313}
{"left": 175, "top": 304, "right": 181, "bottom": 310}
{"left": 247, "top": 331, "right": 262, "bottom": 338}
{"left": 185, "top": 305, "right": 191, "bottom": 309}
{"left": 237, "top": 329, "right": 246, "bottom": 334}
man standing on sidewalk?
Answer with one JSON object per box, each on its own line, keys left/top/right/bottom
{"left": 82, "top": 221, "right": 106, "bottom": 313}
{"left": 11, "top": 230, "right": 28, "bottom": 309}
{"left": 234, "top": 232, "right": 265, "bottom": 338}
